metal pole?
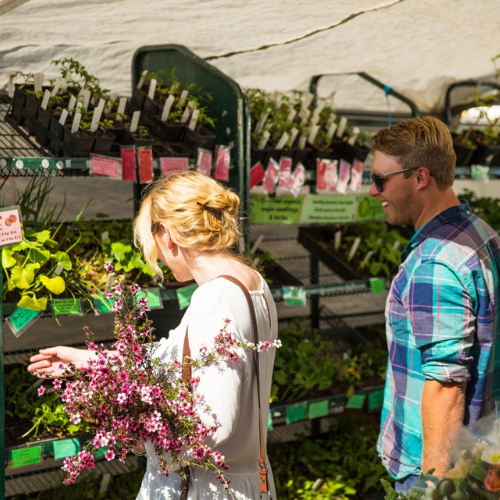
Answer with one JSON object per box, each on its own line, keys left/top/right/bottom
{"left": 1, "top": 188, "right": 5, "bottom": 499}
{"left": 310, "top": 255, "right": 319, "bottom": 330}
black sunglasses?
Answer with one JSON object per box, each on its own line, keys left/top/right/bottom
{"left": 371, "top": 167, "right": 420, "bottom": 192}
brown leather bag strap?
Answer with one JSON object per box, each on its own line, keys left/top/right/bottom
{"left": 219, "top": 275, "right": 271, "bottom": 498}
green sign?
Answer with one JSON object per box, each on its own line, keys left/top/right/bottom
{"left": 6, "top": 307, "right": 40, "bottom": 337}
{"left": 471, "top": 165, "right": 489, "bottom": 181}
{"left": 345, "top": 394, "right": 366, "bottom": 410}
{"left": 368, "top": 390, "right": 385, "bottom": 411}
{"left": 308, "top": 400, "right": 329, "bottom": 419}
{"left": 302, "top": 195, "right": 356, "bottom": 223}
{"left": 52, "top": 298, "right": 83, "bottom": 316}
{"left": 355, "top": 194, "right": 386, "bottom": 221}
{"left": 283, "top": 287, "right": 307, "bottom": 307}
{"left": 250, "top": 195, "right": 304, "bottom": 224}
{"left": 369, "top": 278, "right": 386, "bottom": 293}
{"left": 11, "top": 446, "right": 42, "bottom": 468}
{"left": 92, "top": 295, "right": 114, "bottom": 314}
{"left": 176, "top": 283, "right": 199, "bottom": 310}
{"left": 53, "top": 438, "right": 80, "bottom": 460}
{"left": 136, "top": 288, "right": 163, "bottom": 309}
{"left": 286, "top": 403, "right": 307, "bottom": 424}
{"left": 268, "top": 411, "right": 272, "bottom": 429}
{"left": 95, "top": 446, "right": 109, "bottom": 459}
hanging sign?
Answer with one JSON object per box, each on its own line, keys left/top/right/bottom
{"left": 90, "top": 156, "right": 121, "bottom": 178}
{"left": 6, "top": 307, "right": 40, "bottom": 338}
{"left": 160, "top": 157, "right": 189, "bottom": 174}
{"left": 138, "top": 148, "right": 153, "bottom": 184}
{"left": 286, "top": 403, "right": 307, "bottom": 424}
{"left": 308, "top": 400, "right": 329, "bottom": 419}
{"left": 136, "top": 288, "right": 163, "bottom": 310}
{"left": 249, "top": 195, "right": 304, "bottom": 224}
{"left": 355, "top": 194, "right": 386, "bottom": 221}
{"left": 302, "top": 195, "right": 356, "bottom": 224}
{"left": 0, "top": 205, "right": 23, "bottom": 247}
{"left": 346, "top": 393, "right": 366, "bottom": 409}
{"left": 52, "top": 298, "right": 84, "bottom": 316}
{"left": 282, "top": 286, "right": 307, "bottom": 307}
{"left": 11, "top": 446, "right": 42, "bottom": 468}
{"left": 121, "top": 147, "right": 136, "bottom": 181}
{"left": 53, "top": 438, "right": 80, "bottom": 460}
{"left": 176, "top": 283, "right": 199, "bottom": 310}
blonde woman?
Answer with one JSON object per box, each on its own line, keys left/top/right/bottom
{"left": 28, "top": 171, "right": 278, "bottom": 499}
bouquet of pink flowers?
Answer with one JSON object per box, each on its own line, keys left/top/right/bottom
{"left": 35, "top": 266, "right": 280, "bottom": 490}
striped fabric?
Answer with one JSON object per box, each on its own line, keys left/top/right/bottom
{"left": 377, "top": 201, "right": 500, "bottom": 480}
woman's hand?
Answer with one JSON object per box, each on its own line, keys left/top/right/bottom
{"left": 28, "top": 346, "right": 96, "bottom": 378}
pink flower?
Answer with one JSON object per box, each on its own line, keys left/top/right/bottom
{"left": 38, "top": 386, "right": 45, "bottom": 396}
{"left": 104, "top": 262, "right": 114, "bottom": 272}
{"left": 53, "top": 379, "right": 62, "bottom": 389}
{"left": 104, "top": 449, "right": 115, "bottom": 461}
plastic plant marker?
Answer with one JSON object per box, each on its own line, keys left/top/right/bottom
{"left": 91, "top": 156, "right": 121, "bottom": 178}
{"left": 369, "top": 278, "right": 386, "bottom": 293}
{"left": 282, "top": 287, "right": 307, "bottom": 307}
{"left": 136, "top": 289, "right": 163, "bottom": 310}
{"left": 368, "top": 390, "right": 385, "bottom": 411}
{"left": 308, "top": 400, "right": 329, "bottom": 419}
{"left": 6, "top": 307, "right": 40, "bottom": 338}
{"left": 346, "top": 394, "right": 366, "bottom": 409}
{"left": 52, "top": 298, "right": 83, "bottom": 316}
{"left": 0, "top": 205, "right": 23, "bottom": 247}
{"left": 53, "top": 438, "right": 80, "bottom": 460}
{"left": 121, "top": 147, "right": 136, "bottom": 181}
{"left": 268, "top": 411, "right": 272, "bottom": 429}
{"left": 11, "top": 446, "right": 42, "bottom": 468}
{"left": 176, "top": 283, "right": 199, "bottom": 310}
{"left": 160, "top": 157, "right": 188, "bottom": 174}
{"left": 286, "top": 403, "right": 307, "bottom": 424}
{"left": 95, "top": 446, "right": 109, "bottom": 460}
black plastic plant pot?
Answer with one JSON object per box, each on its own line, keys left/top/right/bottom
{"left": 151, "top": 119, "right": 188, "bottom": 143}
{"left": 63, "top": 127, "right": 95, "bottom": 154}
{"left": 32, "top": 120, "right": 49, "bottom": 147}
{"left": 298, "top": 226, "right": 363, "bottom": 281}
{"left": 126, "top": 86, "right": 146, "bottom": 114}
{"left": 340, "top": 141, "right": 371, "bottom": 164}
{"left": 293, "top": 148, "right": 314, "bottom": 169}
{"left": 10, "top": 85, "right": 26, "bottom": 123}
{"left": 141, "top": 95, "right": 160, "bottom": 121}
{"left": 250, "top": 148, "right": 282, "bottom": 169}
{"left": 468, "top": 140, "right": 500, "bottom": 166}
{"left": 184, "top": 126, "right": 216, "bottom": 153}
{"left": 453, "top": 138, "right": 477, "bottom": 167}
{"left": 109, "top": 127, "right": 136, "bottom": 146}
{"left": 46, "top": 118, "right": 65, "bottom": 155}
{"left": 92, "top": 134, "right": 116, "bottom": 154}
{"left": 20, "top": 109, "right": 37, "bottom": 134}
{"left": 134, "top": 136, "right": 155, "bottom": 148}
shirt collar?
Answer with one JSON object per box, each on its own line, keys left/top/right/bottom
{"left": 401, "top": 200, "right": 472, "bottom": 262}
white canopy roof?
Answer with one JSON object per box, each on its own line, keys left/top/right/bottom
{"left": 1, "top": 0, "right": 499, "bottom": 114}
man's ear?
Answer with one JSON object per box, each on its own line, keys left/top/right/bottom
{"left": 415, "top": 167, "right": 432, "bottom": 190}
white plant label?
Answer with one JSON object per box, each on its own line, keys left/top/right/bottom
{"left": 301, "top": 92, "right": 314, "bottom": 111}
{"left": 101, "top": 231, "right": 109, "bottom": 244}
{"left": 188, "top": 109, "right": 200, "bottom": 131}
{"left": 52, "top": 263, "right": 64, "bottom": 277}
{"left": 255, "top": 109, "right": 271, "bottom": 135}
{"left": 138, "top": 70, "right": 148, "bottom": 89}
{"left": 250, "top": 234, "right": 265, "bottom": 254}
{"left": 334, "top": 230, "right": 342, "bottom": 250}
{"left": 289, "top": 127, "right": 299, "bottom": 148}
{"left": 347, "top": 237, "right": 362, "bottom": 261}
{"left": 90, "top": 106, "right": 104, "bottom": 133}
{"left": 180, "top": 104, "right": 192, "bottom": 124}
{"left": 81, "top": 89, "right": 91, "bottom": 111}
{"left": 314, "top": 99, "right": 326, "bottom": 117}
{"left": 97, "top": 98, "right": 106, "bottom": 111}
{"left": 130, "top": 111, "right": 141, "bottom": 133}
{"left": 327, "top": 122, "right": 338, "bottom": 141}
{"left": 308, "top": 124, "right": 320, "bottom": 145}
{"left": 309, "top": 113, "right": 319, "bottom": 128}
{"left": 347, "top": 127, "right": 360, "bottom": 146}
{"left": 161, "top": 94, "right": 175, "bottom": 122}
{"left": 336, "top": 116, "right": 348, "bottom": 138}
{"left": 258, "top": 130, "right": 271, "bottom": 150}
{"left": 148, "top": 79, "right": 157, "bottom": 99}
{"left": 41, "top": 89, "right": 51, "bottom": 110}
{"left": 178, "top": 90, "right": 189, "bottom": 108}
{"left": 392, "top": 240, "right": 401, "bottom": 252}
{"left": 287, "top": 108, "right": 297, "bottom": 123}
{"left": 299, "top": 108, "right": 311, "bottom": 124}
{"left": 8, "top": 72, "right": 15, "bottom": 98}
{"left": 71, "top": 113, "right": 82, "bottom": 134}
{"left": 33, "top": 72, "right": 45, "bottom": 93}
{"left": 68, "top": 95, "right": 77, "bottom": 112}
{"left": 116, "top": 97, "right": 127, "bottom": 120}
{"left": 298, "top": 133, "right": 308, "bottom": 151}
{"left": 59, "top": 109, "right": 69, "bottom": 126}
{"left": 275, "top": 132, "right": 289, "bottom": 150}
{"left": 51, "top": 80, "right": 61, "bottom": 97}
{"left": 327, "top": 113, "right": 337, "bottom": 126}
{"left": 361, "top": 250, "right": 376, "bottom": 267}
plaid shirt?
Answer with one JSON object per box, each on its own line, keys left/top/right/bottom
{"left": 377, "top": 201, "right": 500, "bottom": 480}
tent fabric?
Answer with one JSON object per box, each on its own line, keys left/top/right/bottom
{"left": 1, "top": 0, "right": 499, "bottom": 113}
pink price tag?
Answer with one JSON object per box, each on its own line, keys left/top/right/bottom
{"left": 250, "top": 162, "right": 265, "bottom": 189}
{"left": 350, "top": 159, "right": 363, "bottom": 192}
{"left": 197, "top": 149, "right": 213, "bottom": 177}
{"left": 138, "top": 149, "right": 153, "bottom": 184}
{"left": 262, "top": 158, "right": 280, "bottom": 193}
{"left": 316, "top": 159, "right": 337, "bottom": 191}
{"left": 161, "top": 157, "right": 188, "bottom": 174}
{"left": 121, "top": 148, "right": 136, "bottom": 181}
{"left": 214, "top": 146, "right": 230, "bottom": 181}
{"left": 0, "top": 206, "right": 23, "bottom": 247}
{"left": 289, "top": 163, "right": 306, "bottom": 197}
{"left": 91, "top": 156, "right": 120, "bottom": 178}
{"left": 336, "top": 160, "right": 351, "bottom": 194}
{"left": 278, "top": 156, "right": 292, "bottom": 188}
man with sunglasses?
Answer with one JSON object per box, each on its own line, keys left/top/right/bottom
{"left": 370, "top": 116, "right": 500, "bottom": 493}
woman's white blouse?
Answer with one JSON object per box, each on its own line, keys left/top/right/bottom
{"left": 136, "top": 275, "right": 278, "bottom": 499}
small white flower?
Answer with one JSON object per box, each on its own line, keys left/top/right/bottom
{"left": 117, "top": 393, "right": 127, "bottom": 404}
{"left": 482, "top": 445, "right": 500, "bottom": 464}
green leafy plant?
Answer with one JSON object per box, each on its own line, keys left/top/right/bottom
{"left": 460, "top": 189, "right": 500, "bottom": 231}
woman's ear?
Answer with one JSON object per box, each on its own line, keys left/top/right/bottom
{"left": 162, "top": 225, "right": 174, "bottom": 250}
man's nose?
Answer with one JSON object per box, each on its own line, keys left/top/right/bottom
{"left": 368, "top": 181, "right": 380, "bottom": 197}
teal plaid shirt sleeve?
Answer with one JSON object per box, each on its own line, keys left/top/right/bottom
{"left": 405, "top": 260, "right": 475, "bottom": 383}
